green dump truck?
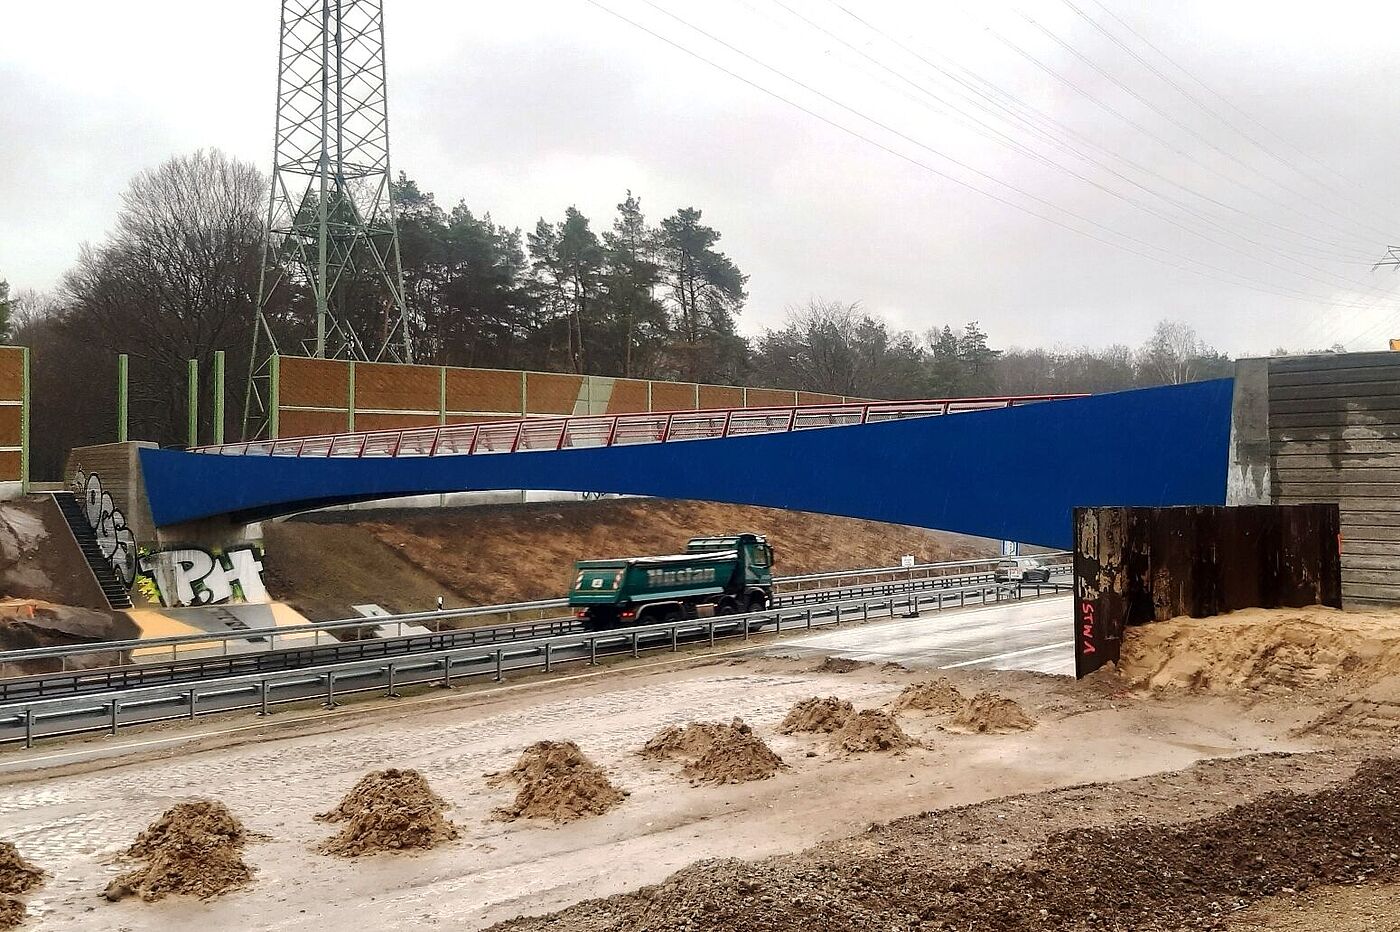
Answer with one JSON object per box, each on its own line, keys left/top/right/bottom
{"left": 568, "top": 534, "right": 775, "bottom": 630}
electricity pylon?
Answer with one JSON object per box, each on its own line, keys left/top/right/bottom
{"left": 244, "top": 0, "right": 413, "bottom": 441}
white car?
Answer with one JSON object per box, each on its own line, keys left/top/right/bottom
{"left": 994, "top": 558, "right": 1051, "bottom": 585}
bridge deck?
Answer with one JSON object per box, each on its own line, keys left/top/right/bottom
{"left": 195, "top": 395, "right": 1082, "bottom": 458}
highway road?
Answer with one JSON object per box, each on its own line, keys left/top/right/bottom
{"left": 765, "top": 595, "right": 1074, "bottom": 675}
{"left": 0, "top": 589, "right": 1074, "bottom": 747}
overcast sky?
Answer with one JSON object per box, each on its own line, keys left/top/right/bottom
{"left": 3, "top": 0, "right": 1399, "bottom": 355}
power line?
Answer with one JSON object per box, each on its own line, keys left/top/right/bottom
{"left": 1080, "top": 0, "right": 1400, "bottom": 228}
{"left": 1010, "top": 8, "right": 1393, "bottom": 247}
{"left": 756, "top": 0, "right": 1388, "bottom": 299}
{"left": 581, "top": 0, "right": 1400, "bottom": 314}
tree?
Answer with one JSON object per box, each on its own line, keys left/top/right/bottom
{"left": 600, "top": 192, "right": 666, "bottom": 378}
{"left": 1139, "top": 320, "right": 1218, "bottom": 385}
{"left": 956, "top": 321, "right": 1000, "bottom": 394}
{"left": 752, "top": 300, "right": 924, "bottom": 398}
{"left": 59, "top": 149, "right": 266, "bottom": 448}
{"left": 657, "top": 207, "right": 748, "bottom": 382}
{"left": 529, "top": 207, "right": 603, "bottom": 373}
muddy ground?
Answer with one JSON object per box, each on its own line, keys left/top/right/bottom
{"left": 263, "top": 498, "right": 994, "bottom": 618}
{"left": 0, "top": 621, "right": 1393, "bottom": 931}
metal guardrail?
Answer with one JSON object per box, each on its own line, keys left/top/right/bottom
{"left": 0, "top": 555, "right": 1071, "bottom": 674}
{"left": 0, "top": 565, "right": 1074, "bottom": 703}
{"left": 0, "top": 581, "right": 1071, "bottom": 748}
{"left": 192, "top": 395, "right": 1083, "bottom": 458}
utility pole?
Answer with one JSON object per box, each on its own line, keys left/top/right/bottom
{"left": 244, "top": 0, "right": 414, "bottom": 440}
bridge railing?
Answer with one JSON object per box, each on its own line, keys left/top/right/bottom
{"left": 194, "top": 395, "right": 1083, "bottom": 458}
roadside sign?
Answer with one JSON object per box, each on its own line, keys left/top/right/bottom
{"left": 1000, "top": 540, "right": 1020, "bottom": 557}
{"left": 900, "top": 555, "right": 915, "bottom": 568}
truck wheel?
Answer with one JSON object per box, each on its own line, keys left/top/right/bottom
{"left": 662, "top": 608, "right": 683, "bottom": 625}
{"left": 716, "top": 598, "right": 740, "bottom": 616}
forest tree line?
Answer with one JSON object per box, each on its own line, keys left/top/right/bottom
{"left": 6, "top": 150, "right": 1243, "bottom": 479}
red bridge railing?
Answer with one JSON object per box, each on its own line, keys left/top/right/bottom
{"left": 194, "top": 395, "right": 1084, "bottom": 459}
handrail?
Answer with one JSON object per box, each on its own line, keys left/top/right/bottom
{"left": 0, "top": 555, "right": 1071, "bottom": 669}
{"left": 0, "top": 582, "right": 1071, "bottom": 730}
{"left": 191, "top": 394, "right": 1085, "bottom": 458}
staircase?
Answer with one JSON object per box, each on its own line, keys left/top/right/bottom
{"left": 53, "top": 492, "right": 134, "bottom": 610}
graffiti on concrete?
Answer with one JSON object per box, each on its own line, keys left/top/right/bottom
{"left": 136, "top": 545, "right": 270, "bottom": 608}
{"left": 72, "top": 468, "right": 137, "bottom": 588}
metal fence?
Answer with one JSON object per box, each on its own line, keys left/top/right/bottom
{"left": 0, "top": 582, "right": 1071, "bottom": 748}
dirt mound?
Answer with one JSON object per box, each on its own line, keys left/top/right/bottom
{"left": 832, "top": 709, "right": 914, "bottom": 754}
{"left": 0, "top": 844, "right": 42, "bottom": 897}
{"left": 0, "top": 842, "right": 43, "bottom": 929}
{"left": 107, "top": 800, "right": 252, "bottom": 902}
{"left": 641, "top": 719, "right": 785, "bottom": 784}
{"left": 946, "top": 691, "right": 1036, "bottom": 733}
{"left": 890, "top": 678, "right": 965, "bottom": 713}
{"left": 780, "top": 697, "right": 854, "bottom": 734}
{"left": 494, "top": 741, "right": 627, "bottom": 823}
{"left": 317, "top": 769, "right": 458, "bottom": 856}
{"left": 1119, "top": 606, "right": 1400, "bottom": 699}
{"left": 814, "top": 657, "right": 864, "bottom": 674}
{"left": 490, "top": 758, "right": 1400, "bottom": 932}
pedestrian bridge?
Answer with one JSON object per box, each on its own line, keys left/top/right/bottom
{"left": 138, "top": 380, "right": 1236, "bottom": 549}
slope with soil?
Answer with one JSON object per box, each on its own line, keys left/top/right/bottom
{"left": 266, "top": 498, "right": 994, "bottom": 618}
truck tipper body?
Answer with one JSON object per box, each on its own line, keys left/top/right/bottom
{"left": 568, "top": 534, "right": 774, "bottom": 630}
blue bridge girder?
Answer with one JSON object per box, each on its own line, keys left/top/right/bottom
{"left": 139, "top": 379, "right": 1236, "bottom": 548}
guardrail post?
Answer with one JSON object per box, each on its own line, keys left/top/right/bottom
{"left": 24, "top": 709, "right": 33, "bottom": 749}
{"left": 441, "top": 656, "right": 453, "bottom": 688}
{"left": 835, "top": 605, "right": 841, "bottom": 626}
{"left": 708, "top": 622, "right": 715, "bottom": 647}
{"left": 743, "top": 618, "right": 749, "bottom": 641}
{"left": 805, "top": 608, "right": 812, "bottom": 629}
{"left": 109, "top": 700, "right": 119, "bottom": 736}
{"left": 495, "top": 649, "right": 503, "bottom": 682}
{"left": 386, "top": 664, "right": 399, "bottom": 698}
{"left": 544, "top": 643, "right": 552, "bottom": 672}
{"left": 863, "top": 602, "right": 869, "bottom": 622}
{"left": 589, "top": 638, "right": 597, "bottom": 666}
{"left": 259, "top": 681, "right": 269, "bottom": 716}
{"left": 631, "top": 632, "right": 638, "bottom": 658}
{"left": 187, "top": 690, "right": 196, "bottom": 720}
{"left": 324, "top": 673, "right": 337, "bottom": 709}
{"left": 670, "top": 626, "right": 678, "bottom": 652}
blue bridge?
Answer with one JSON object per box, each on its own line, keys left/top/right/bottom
{"left": 138, "top": 379, "right": 1236, "bottom": 549}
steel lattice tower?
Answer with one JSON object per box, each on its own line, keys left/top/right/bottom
{"left": 244, "top": 0, "right": 413, "bottom": 440}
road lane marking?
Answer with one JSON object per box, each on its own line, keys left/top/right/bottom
{"left": 940, "top": 638, "right": 1069, "bottom": 668}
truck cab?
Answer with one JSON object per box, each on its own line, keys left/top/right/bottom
{"left": 568, "top": 534, "right": 774, "bottom": 631}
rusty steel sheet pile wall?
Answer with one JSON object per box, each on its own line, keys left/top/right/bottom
{"left": 0, "top": 346, "right": 29, "bottom": 495}
{"left": 272, "top": 355, "right": 856, "bottom": 438}
{"left": 1073, "top": 504, "right": 1342, "bottom": 677}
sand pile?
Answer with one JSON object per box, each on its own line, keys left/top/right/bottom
{"left": 1119, "top": 605, "right": 1400, "bottom": 700}
{"left": 0, "top": 842, "right": 43, "bottom": 929}
{"left": 946, "top": 691, "right": 1037, "bottom": 734}
{"left": 641, "top": 719, "right": 785, "bottom": 784}
{"left": 317, "top": 768, "right": 458, "bottom": 856}
{"left": 832, "top": 709, "right": 914, "bottom": 754}
{"left": 890, "top": 678, "right": 965, "bottom": 713}
{"left": 106, "top": 800, "right": 252, "bottom": 902}
{"left": 493, "top": 741, "right": 627, "bottom": 823}
{"left": 780, "top": 697, "right": 854, "bottom": 734}
{"left": 815, "top": 657, "right": 864, "bottom": 674}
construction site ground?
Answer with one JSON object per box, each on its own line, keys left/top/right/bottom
{"left": 1, "top": 600, "right": 1397, "bottom": 931}
{"left": 262, "top": 498, "right": 993, "bottom": 619}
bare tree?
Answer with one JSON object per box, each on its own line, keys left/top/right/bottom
{"left": 60, "top": 149, "right": 266, "bottom": 447}
{"left": 1139, "top": 320, "right": 1205, "bottom": 385}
